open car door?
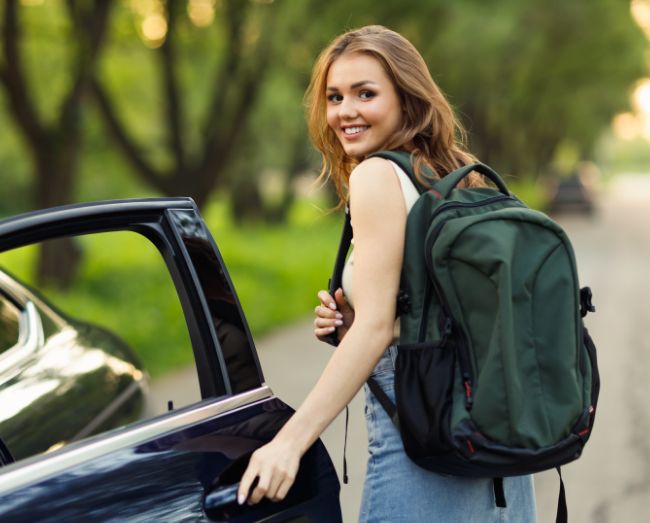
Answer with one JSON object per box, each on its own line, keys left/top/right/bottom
{"left": 0, "top": 198, "right": 341, "bottom": 522}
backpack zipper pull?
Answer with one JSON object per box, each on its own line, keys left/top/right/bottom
{"left": 463, "top": 374, "right": 474, "bottom": 410}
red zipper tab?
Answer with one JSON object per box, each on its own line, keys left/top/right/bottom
{"left": 463, "top": 380, "right": 474, "bottom": 410}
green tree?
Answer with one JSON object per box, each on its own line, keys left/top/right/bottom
{"left": 228, "top": 0, "right": 646, "bottom": 217}
{"left": 0, "top": 0, "right": 113, "bottom": 286}
{"left": 90, "top": 0, "right": 284, "bottom": 210}
{"left": 0, "top": 0, "right": 646, "bottom": 240}
{"left": 415, "top": 0, "right": 647, "bottom": 176}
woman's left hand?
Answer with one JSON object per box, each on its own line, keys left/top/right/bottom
{"left": 237, "top": 436, "right": 301, "bottom": 505}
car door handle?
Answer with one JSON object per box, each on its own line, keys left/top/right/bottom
{"left": 203, "top": 482, "right": 240, "bottom": 510}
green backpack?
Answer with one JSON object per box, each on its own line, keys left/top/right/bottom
{"left": 328, "top": 150, "right": 599, "bottom": 520}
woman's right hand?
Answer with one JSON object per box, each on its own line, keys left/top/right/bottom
{"left": 314, "top": 288, "right": 354, "bottom": 342}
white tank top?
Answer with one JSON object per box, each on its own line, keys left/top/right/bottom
{"left": 341, "top": 160, "right": 420, "bottom": 308}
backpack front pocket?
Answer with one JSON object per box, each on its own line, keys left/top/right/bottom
{"left": 432, "top": 210, "right": 584, "bottom": 448}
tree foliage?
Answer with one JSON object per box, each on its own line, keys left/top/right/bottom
{"left": 91, "top": 0, "right": 289, "bottom": 208}
{"left": 0, "top": 0, "right": 647, "bottom": 232}
{"left": 411, "top": 0, "right": 648, "bottom": 177}
{"left": 0, "top": 0, "right": 112, "bottom": 286}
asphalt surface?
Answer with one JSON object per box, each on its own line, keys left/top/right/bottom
{"left": 148, "top": 174, "right": 650, "bottom": 522}
{"left": 533, "top": 175, "right": 650, "bottom": 523}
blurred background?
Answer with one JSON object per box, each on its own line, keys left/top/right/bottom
{"left": 1, "top": 1, "right": 650, "bottom": 521}
{"left": 0, "top": 0, "right": 649, "bottom": 342}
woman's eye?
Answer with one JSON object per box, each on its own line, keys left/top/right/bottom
{"left": 359, "top": 90, "right": 376, "bottom": 100}
{"left": 327, "top": 94, "right": 343, "bottom": 103}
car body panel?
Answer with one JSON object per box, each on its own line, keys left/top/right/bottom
{"left": 0, "top": 390, "right": 340, "bottom": 522}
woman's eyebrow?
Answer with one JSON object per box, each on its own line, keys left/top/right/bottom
{"left": 351, "top": 80, "right": 378, "bottom": 89}
{"left": 326, "top": 80, "right": 379, "bottom": 92}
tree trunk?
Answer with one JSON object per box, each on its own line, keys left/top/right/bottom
{"left": 231, "top": 179, "right": 264, "bottom": 225}
{"left": 0, "top": 0, "right": 113, "bottom": 289}
{"left": 34, "top": 145, "right": 82, "bottom": 289}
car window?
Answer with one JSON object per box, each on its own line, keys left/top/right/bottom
{"left": 0, "top": 231, "right": 202, "bottom": 463}
{"left": 0, "top": 297, "right": 20, "bottom": 354}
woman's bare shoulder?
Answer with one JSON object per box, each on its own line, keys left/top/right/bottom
{"left": 350, "top": 156, "right": 393, "bottom": 177}
{"left": 349, "top": 157, "right": 399, "bottom": 193}
{"left": 348, "top": 157, "right": 406, "bottom": 221}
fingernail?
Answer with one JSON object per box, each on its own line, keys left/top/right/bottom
{"left": 335, "top": 319, "right": 343, "bottom": 326}
{"left": 237, "top": 494, "right": 245, "bottom": 505}
{"left": 328, "top": 326, "right": 336, "bottom": 332}
{"left": 328, "top": 302, "right": 337, "bottom": 310}
{"left": 335, "top": 312, "right": 343, "bottom": 319}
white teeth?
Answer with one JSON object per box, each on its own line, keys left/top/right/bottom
{"left": 344, "top": 126, "right": 367, "bottom": 135}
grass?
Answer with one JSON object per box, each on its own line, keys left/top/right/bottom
{"left": 205, "top": 199, "right": 341, "bottom": 337}
{"left": 502, "top": 176, "right": 548, "bottom": 211}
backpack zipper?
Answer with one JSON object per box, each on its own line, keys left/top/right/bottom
{"left": 417, "top": 280, "right": 432, "bottom": 342}
{"left": 427, "top": 195, "right": 518, "bottom": 224}
{"left": 422, "top": 195, "right": 521, "bottom": 411}
{"left": 424, "top": 217, "right": 475, "bottom": 411}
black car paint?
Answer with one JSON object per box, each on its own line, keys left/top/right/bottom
{"left": 0, "top": 269, "right": 146, "bottom": 462}
{"left": 0, "top": 198, "right": 342, "bottom": 522}
{"left": 0, "top": 397, "right": 340, "bottom": 522}
{"left": 547, "top": 174, "right": 596, "bottom": 215}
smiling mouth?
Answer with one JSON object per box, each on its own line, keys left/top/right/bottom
{"left": 343, "top": 126, "right": 369, "bottom": 136}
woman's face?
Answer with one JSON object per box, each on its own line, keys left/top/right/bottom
{"left": 325, "top": 52, "right": 403, "bottom": 160}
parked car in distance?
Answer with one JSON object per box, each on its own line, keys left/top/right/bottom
{"left": 0, "top": 198, "right": 341, "bottom": 522}
{"left": 546, "top": 162, "right": 601, "bottom": 215}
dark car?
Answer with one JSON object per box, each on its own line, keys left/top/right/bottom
{"left": 546, "top": 162, "right": 600, "bottom": 215}
{"left": 0, "top": 267, "right": 146, "bottom": 462}
{"left": 0, "top": 199, "right": 341, "bottom": 522}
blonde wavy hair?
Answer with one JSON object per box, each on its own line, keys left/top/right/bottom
{"left": 305, "top": 25, "right": 483, "bottom": 204}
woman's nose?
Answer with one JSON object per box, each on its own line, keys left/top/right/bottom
{"left": 339, "top": 98, "right": 358, "bottom": 119}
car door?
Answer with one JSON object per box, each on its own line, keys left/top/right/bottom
{"left": 0, "top": 198, "right": 341, "bottom": 522}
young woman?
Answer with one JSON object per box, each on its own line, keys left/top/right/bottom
{"left": 238, "top": 25, "right": 537, "bottom": 521}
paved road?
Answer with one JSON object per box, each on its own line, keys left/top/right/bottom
{"left": 533, "top": 175, "right": 650, "bottom": 522}
{"left": 149, "top": 174, "right": 650, "bottom": 522}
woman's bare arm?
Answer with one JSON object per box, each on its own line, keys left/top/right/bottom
{"left": 238, "top": 157, "right": 407, "bottom": 504}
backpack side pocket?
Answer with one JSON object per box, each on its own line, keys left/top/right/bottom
{"left": 395, "top": 340, "right": 455, "bottom": 459}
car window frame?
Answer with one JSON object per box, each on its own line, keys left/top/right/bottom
{"left": 0, "top": 197, "right": 264, "bottom": 400}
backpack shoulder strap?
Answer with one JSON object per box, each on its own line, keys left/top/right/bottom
{"left": 368, "top": 152, "right": 513, "bottom": 199}
{"left": 323, "top": 206, "right": 352, "bottom": 347}
{"left": 366, "top": 150, "right": 428, "bottom": 194}
{"left": 367, "top": 376, "right": 399, "bottom": 427}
